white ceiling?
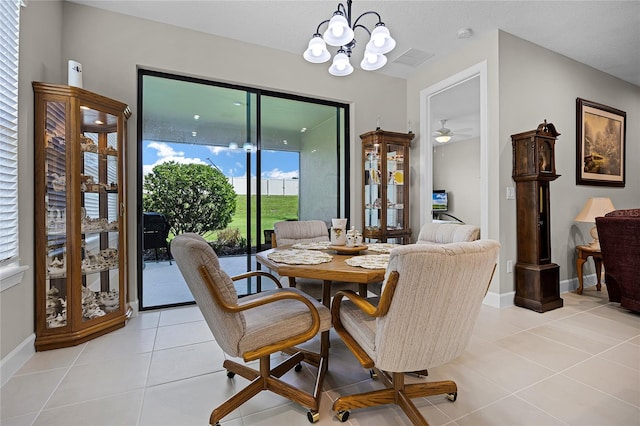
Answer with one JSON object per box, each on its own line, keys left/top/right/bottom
{"left": 68, "top": 0, "right": 640, "bottom": 86}
{"left": 65, "top": 1, "right": 638, "bottom": 146}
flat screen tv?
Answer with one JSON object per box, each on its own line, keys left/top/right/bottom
{"left": 432, "top": 191, "right": 448, "bottom": 212}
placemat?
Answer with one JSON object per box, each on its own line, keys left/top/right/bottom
{"left": 366, "top": 243, "right": 399, "bottom": 254}
{"left": 267, "top": 249, "right": 333, "bottom": 265}
{"left": 291, "top": 241, "right": 331, "bottom": 250}
{"left": 345, "top": 254, "right": 390, "bottom": 269}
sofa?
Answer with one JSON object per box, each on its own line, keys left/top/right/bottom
{"left": 595, "top": 209, "right": 640, "bottom": 312}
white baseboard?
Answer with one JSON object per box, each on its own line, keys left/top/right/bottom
{"left": 483, "top": 273, "right": 597, "bottom": 310}
{"left": 128, "top": 299, "right": 139, "bottom": 318}
{"left": 1, "top": 333, "right": 35, "bottom": 387}
{"left": 483, "top": 290, "right": 514, "bottom": 308}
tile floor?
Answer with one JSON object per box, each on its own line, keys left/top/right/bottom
{"left": 2, "top": 285, "right": 639, "bottom": 426}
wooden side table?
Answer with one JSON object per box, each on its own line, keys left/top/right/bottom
{"left": 576, "top": 245, "right": 603, "bottom": 295}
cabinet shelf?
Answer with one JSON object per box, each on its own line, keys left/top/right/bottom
{"left": 34, "top": 82, "right": 131, "bottom": 351}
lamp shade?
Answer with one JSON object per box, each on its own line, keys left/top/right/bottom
{"left": 328, "top": 51, "right": 353, "bottom": 76}
{"left": 574, "top": 197, "right": 615, "bottom": 223}
{"left": 435, "top": 135, "right": 451, "bottom": 143}
{"left": 574, "top": 197, "right": 615, "bottom": 249}
{"left": 365, "top": 25, "right": 396, "bottom": 54}
{"left": 360, "top": 51, "right": 387, "bottom": 71}
{"left": 323, "top": 13, "right": 354, "bottom": 46}
{"left": 303, "top": 35, "right": 331, "bottom": 63}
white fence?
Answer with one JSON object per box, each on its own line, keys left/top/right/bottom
{"left": 228, "top": 177, "right": 299, "bottom": 196}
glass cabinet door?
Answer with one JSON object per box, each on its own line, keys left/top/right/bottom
{"left": 386, "top": 144, "right": 405, "bottom": 232}
{"left": 44, "top": 100, "right": 69, "bottom": 329}
{"left": 364, "top": 147, "right": 381, "bottom": 232}
{"left": 79, "top": 114, "right": 121, "bottom": 322}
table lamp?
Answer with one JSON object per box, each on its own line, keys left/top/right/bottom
{"left": 574, "top": 197, "right": 615, "bottom": 250}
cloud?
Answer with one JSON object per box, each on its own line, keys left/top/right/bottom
{"left": 261, "top": 168, "right": 299, "bottom": 179}
{"left": 207, "top": 146, "right": 227, "bottom": 155}
{"left": 143, "top": 141, "right": 207, "bottom": 175}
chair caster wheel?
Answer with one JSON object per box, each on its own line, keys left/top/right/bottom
{"left": 336, "top": 410, "right": 350, "bottom": 422}
{"left": 226, "top": 371, "right": 235, "bottom": 378}
{"left": 369, "top": 369, "right": 378, "bottom": 379}
{"left": 307, "top": 410, "right": 319, "bottom": 423}
{"left": 447, "top": 392, "right": 457, "bottom": 402}
{"left": 295, "top": 362, "right": 303, "bottom": 372}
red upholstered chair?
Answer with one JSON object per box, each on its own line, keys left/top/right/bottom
{"left": 595, "top": 209, "right": 640, "bottom": 312}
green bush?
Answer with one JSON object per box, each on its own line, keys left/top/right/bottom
{"left": 209, "top": 228, "right": 247, "bottom": 256}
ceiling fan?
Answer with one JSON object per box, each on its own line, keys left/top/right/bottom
{"left": 433, "top": 119, "right": 471, "bottom": 143}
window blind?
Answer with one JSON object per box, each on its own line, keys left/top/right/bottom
{"left": 0, "top": 0, "right": 20, "bottom": 263}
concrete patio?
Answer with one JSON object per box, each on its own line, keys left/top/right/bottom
{"left": 141, "top": 255, "right": 276, "bottom": 308}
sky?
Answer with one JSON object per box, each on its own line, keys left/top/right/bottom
{"left": 143, "top": 141, "right": 299, "bottom": 179}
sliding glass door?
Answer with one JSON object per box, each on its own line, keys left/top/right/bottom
{"left": 137, "top": 70, "right": 348, "bottom": 309}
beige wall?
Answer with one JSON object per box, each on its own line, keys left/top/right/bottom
{"left": 498, "top": 31, "right": 640, "bottom": 290}
{"left": 406, "top": 31, "right": 501, "bottom": 294}
{"left": 406, "top": 30, "right": 639, "bottom": 300}
{"left": 2, "top": 0, "right": 63, "bottom": 361}
{"left": 433, "top": 137, "right": 481, "bottom": 225}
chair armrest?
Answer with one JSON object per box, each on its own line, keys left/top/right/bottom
{"left": 330, "top": 271, "right": 399, "bottom": 368}
{"left": 198, "top": 265, "right": 321, "bottom": 361}
{"left": 331, "top": 271, "right": 398, "bottom": 321}
{"left": 231, "top": 270, "right": 283, "bottom": 288}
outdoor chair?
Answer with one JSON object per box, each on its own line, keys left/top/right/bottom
{"left": 273, "top": 220, "right": 359, "bottom": 299}
{"left": 331, "top": 240, "right": 500, "bottom": 424}
{"left": 143, "top": 212, "right": 172, "bottom": 264}
{"left": 171, "top": 233, "right": 331, "bottom": 424}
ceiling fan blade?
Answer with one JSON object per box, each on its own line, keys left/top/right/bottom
{"left": 451, "top": 127, "right": 473, "bottom": 133}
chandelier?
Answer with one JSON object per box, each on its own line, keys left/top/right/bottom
{"left": 303, "top": 0, "right": 396, "bottom": 76}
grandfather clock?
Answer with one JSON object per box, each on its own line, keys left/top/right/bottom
{"left": 512, "top": 120, "right": 563, "bottom": 312}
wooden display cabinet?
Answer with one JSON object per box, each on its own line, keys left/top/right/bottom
{"left": 361, "top": 129, "right": 414, "bottom": 244}
{"left": 33, "top": 82, "right": 132, "bottom": 350}
{"left": 511, "top": 120, "right": 562, "bottom": 312}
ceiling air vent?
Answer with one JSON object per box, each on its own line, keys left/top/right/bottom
{"left": 392, "top": 48, "right": 434, "bottom": 67}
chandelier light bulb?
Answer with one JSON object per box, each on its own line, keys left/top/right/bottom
{"left": 323, "top": 13, "right": 354, "bottom": 46}
{"left": 303, "top": 35, "right": 331, "bottom": 63}
{"left": 329, "top": 50, "right": 354, "bottom": 76}
{"left": 366, "top": 25, "right": 396, "bottom": 54}
{"left": 360, "top": 51, "right": 387, "bottom": 71}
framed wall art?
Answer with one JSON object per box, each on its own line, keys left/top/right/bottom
{"left": 576, "top": 98, "right": 626, "bottom": 187}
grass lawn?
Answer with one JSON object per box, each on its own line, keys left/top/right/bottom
{"left": 203, "top": 195, "right": 298, "bottom": 244}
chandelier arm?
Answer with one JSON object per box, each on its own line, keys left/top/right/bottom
{"left": 352, "top": 11, "right": 382, "bottom": 30}
{"left": 352, "top": 23, "right": 371, "bottom": 37}
{"left": 338, "top": 1, "right": 350, "bottom": 25}
{"left": 313, "top": 19, "right": 331, "bottom": 35}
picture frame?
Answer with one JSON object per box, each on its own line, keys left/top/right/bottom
{"left": 576, "top": 98, "right": 626, "bottom": 187}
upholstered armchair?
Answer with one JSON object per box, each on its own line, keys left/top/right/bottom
{"left": 171, "top": 233, "right": 331, "bottom": 424}
{"left": 416, "top": 222, "right": 480, "bottom": 244}
{"left": 331, "top": 240, "right": 500, "bottom": 424}
{"left": 273, "top": 219, "right": 331, "bottom": 246}
{"left": 367, "top": 221, "right": 482, "bottom": 297}
{"left": 272, "top": 220, "right": 358, "bottom": 298}
{"left": 595, "top": 209, "right": 640, "bottom": 312}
